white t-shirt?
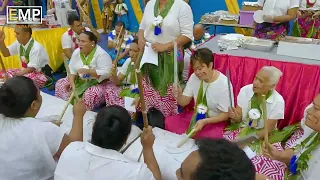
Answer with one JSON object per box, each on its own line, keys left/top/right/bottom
{"left": 8, "top": 38, "right": 49, "bottom": 71}
{"left": 140, "top": 0, "right": 194, "bottom": 44}
{"left": 54, "top": 141, "right": 155, "bottom": 180}
{"left": 69, "top": 45, "right": 112, "bottom": 82}
{"left": 115, "top": 3, "right": 128, "bottom": 15}
{"left": 237, "top": 84, "right": 285, "bottom": 128}
{"left": 258, "top": 0, "right": 300, "bottom": 17}
{"left": 299, "top": 0, "right": 320, "bottom": 10}
{"left": 183, "top": 72, "right": 232, "bottom": 117}
{"left": 61, "top": 27, "right": 91, "bottom": 50}
{"left": 0, "top": 115, "right": 65, "bottom": 180}
{"left": 119, "top": 57, "right": 135, "bottom": 84}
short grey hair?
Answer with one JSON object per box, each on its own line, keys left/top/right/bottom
{"left": 260, "top": 66, "right": 283, "bottom": 85}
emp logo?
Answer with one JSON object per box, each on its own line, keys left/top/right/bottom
{"left": 7, "top": 6, "right": 42, "bottom": 25}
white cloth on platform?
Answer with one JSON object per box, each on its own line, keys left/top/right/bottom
{"left": 61, "top": 27, "right": 91, "bottom": 50}
{"left": 69, "top": 45, "right": 112, "bottom": 83}
{"left": 8, "top": 38, "right": 49, "bottom": 71}
{"left": 0, "top": 114, "right": 65, "bottom": 180}
{"left": 140, "top": 0, "right": 194, "bottom": 44}
{"left": 54, "top": 141, "right": 154, "bottom": 180}
{"left": 37, "top": 92, "right": 142, "bottom": 143}
{"left": 258, "top": 0, "right": 299, "bottom": 17}
{"left": 124, "top": 128, "right": 198, "bottom": 180}
{"left": 183, "top": 72, "right": 233, "bottom": 117}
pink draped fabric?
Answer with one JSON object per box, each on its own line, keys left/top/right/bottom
{"left": 188, "top": 54, "right": 320, "bottom": 129}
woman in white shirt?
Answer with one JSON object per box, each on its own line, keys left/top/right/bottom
{"left": 137, "top": 0, "right": 193, "bottom": 117}
{"left": 0, "top": 76, "right": 85, "bottom": 180}
{"left": 104, "top": 38, "right": 139, "bottom": 109}
{"left": 55, "top": 31, "right": 113, "bottom": 110}
{"left": 292, "top": 0, "right": 320, "bottom": 38}
{"left": 261, "top": 94, "right": 320, "bottom": 180}
{"left": 224, "top": 66, "right": 286, "bottom": 180}
{"left": 55, "top": 105, "right": 161, "bottom": 180}
{"left": 166, "top": 48, "right": 231, "bottom": 139}
{"left": 254, "top": 0, "right": 299, "bottom": 41}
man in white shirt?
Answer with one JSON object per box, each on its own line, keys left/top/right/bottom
{"left": 55, "top": 106, "right": 161, "bottom": 180}
{"left": 0, "top": 27, "right": 50, "bottom": 88}
{"left": 61, "top": 11, "right": 101, "bottom": 60}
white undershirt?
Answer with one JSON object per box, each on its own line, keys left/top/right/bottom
{"left": 7, "top": 38, "right": 49, "bottom": 71}
{"left": 140, "top": 0, "right": 194, "bottom": 44}
{"left": 69, "top": 45, "right": 112, "bottom": 83}
{"left": 183, "top": 72, "right": 232, "bottom": 117}
{"left": 258, "top": 0, "right": 300, "bottom": 17}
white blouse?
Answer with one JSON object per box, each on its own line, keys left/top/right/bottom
{"left": 0, "top": 115, "right": 65, "bottom": 180}
{"left": 237, "top": 84, "right": 285, "bottom": 129}
{"left": 258, "top": 0, "right": 300, "bottom": 17}
{"left": 8, "top": 38, "right": 49, "bottom": 71}
{"left": 183, "top": 72, "right": 232, "bottom": 117}
{"left": 140, "top": 0, "right": 194, "bottom": 44}
{"left": 69, "top": 45, "right": 112, "bottom": 83}
{"left": 299, "top": 0, "right": 320, "bottom": 10}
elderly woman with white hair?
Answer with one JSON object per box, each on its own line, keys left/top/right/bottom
{"left": 224, "top": 66, "right": 288, "bottom": 180}
{"left": 224, "top": 66, "right": 285, "bottom": 141}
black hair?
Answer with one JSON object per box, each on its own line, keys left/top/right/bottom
{"left": 132, "top": 38, "right": 139, "bottom": 45}
{"left": 115, "top": 21, "right": 126, "bottom": 29}
{"left": 0, "top": 76, "right": 38, "bottom": 118}
{"left": 91, "top": 105, "right": 132, "bottom": 150}
{"left": 17, "top": 26, "right": 32, "bottom": 35}
{"left": 81, "top": 31, "right": 98, "bottom": 44}
{"left": 24, "top": 27, "right": 32, "bottom": 35}
{"left": 136, "top": 107, "right": 165, "bottom": 130}
{"left": 67, "top": 11, "right": 80, "bottom": 25}
{"left": 191, "top": 138, "right": 255, "bottom": 180}
{"left": 190, "top": 48, "right": 213, "bottom": 67}
{"left": 183, "top": 41, "right": 192, "bottom": 50}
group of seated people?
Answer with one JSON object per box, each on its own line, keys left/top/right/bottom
{"left": 0, "top": 75, "right": 319, "bottom": 180}
{"left": 0, "top": 4, "right": 319, "bottom": 179}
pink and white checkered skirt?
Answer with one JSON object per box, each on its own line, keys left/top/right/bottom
{"left": 141, "top": 77, "right": 178, "bottom": 117}
{"left": 224, "top": 128, "right": 286, "bottom": 180}
{"left": 7, "top": 69, "right": 48, "bottom": 88}
{"left": 104, "top": 81, "right": 125, "bottom": 107}
{"left": 55, "top": 77, "right": 108, "bottom": 110}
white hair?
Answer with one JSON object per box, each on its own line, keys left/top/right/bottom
{"left": 260, "top": 66, "right": 283, "bottom": 85}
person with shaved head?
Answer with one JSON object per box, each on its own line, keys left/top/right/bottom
{"left": 182, "top": 24, "right": 211, "bottom": 81}
{"left": 0, "top": 26, "right": 50, "bottom": 88}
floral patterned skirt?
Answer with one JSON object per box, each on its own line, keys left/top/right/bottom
{"left": 254, "top": 22, "right": 290, "bottom": 41}
{"left": 292, "top": 10, "right": 320, "bottom": 39}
